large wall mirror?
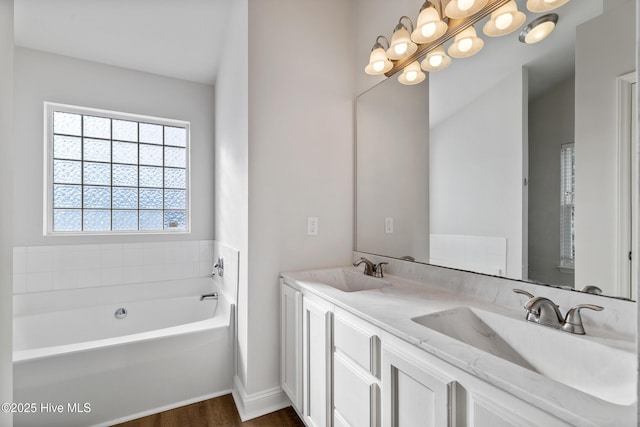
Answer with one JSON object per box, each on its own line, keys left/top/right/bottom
{"left": 356, "top": 0, "right": 637, "bottom": 300}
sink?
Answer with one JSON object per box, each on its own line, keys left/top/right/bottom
{"left": 412, "top": 307, "right": 636, "bottom": 406}
{"left": 294, "top": 268, "right": 391, "bottom": 292}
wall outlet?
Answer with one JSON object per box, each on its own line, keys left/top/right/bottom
{"left": 307, "top": 217, "right": 319, "bottom": 236}
{"left": 385, "top": 217, "right": 394, "bottom": 234}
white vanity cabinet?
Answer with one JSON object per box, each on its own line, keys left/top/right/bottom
{"left": 463, "top": 379, "right": 572, "bottom": 427}
{"left": 281, "top": 281, "right": 335, "bottom": 426}
{"left": 280, "top": 281, "right": 303, "bottom": 411}
{"left": 302, "top": 294, "right": 334, "bottom": 427}
{"left": 381, "top": 334, "right": 456, "bottom": 427}
{"left": 380, "top": 332, "right": 571, "bottom": 427}
{"left": 281, "top": 280, "right": 573, "bottom": 427}
{"left": 333, "top": 308, "right": 381, "bottom": 427}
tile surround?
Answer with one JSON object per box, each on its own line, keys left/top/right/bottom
{"left": 13, "top": 240, "right": 216, "bottom": 294}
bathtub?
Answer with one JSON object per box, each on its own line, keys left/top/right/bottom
{"left": 13, "top": 278, "right": 234, "bottom": 427}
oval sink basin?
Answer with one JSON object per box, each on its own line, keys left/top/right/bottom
{"left": 294, "top": 268, "right": 391, "bottom": 292}
{"left": 412, "top": 307, "right": 636, "bottom": 406}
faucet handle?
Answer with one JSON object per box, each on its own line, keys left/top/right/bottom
{"left": 562, "top": 304, "right": 604, "bottom": 335}
{"left": 374, "top": 262, "right": 388, "bottom": 278}
{"left": 580, "top": 285, "right": 603, "bottom": 295}
{"left": 513, "top": 288, "right": 534, "bottom": 299}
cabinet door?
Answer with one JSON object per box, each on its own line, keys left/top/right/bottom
{"left": 382, "top": 345, "right": 456, "bottom": 427}
{"left": 280, "top": 282, "right": 302, "bottom": 411}
{"left": 303, "top": 296, "right": 333, "bottom": 427}
{"left": 468, "top": 392, "right": 572, "bottom": 427}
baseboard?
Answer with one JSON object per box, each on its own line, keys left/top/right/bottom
{"left": 95, "top": 389, "right": 231, "bottom": 427}
{"left": 231, "top": 375, "right": 292, "bottom": 421}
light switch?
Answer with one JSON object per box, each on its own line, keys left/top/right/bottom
{"left": 307, "top": 217, "right": 319, "bottom": 236}
{"left": 385, "top": 217, "right": 394, "bottom": 234}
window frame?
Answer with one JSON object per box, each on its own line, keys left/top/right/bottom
{"left": 559, "top": 142, "right": 575, "bottom": 269}
{"left": 43, "top": 102, "right": 191, "bottom": 236}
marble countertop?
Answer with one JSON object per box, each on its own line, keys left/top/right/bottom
{"left": 281, "top": 266, "right": 637, "bottom": 427}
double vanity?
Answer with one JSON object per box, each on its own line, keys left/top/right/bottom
{"left": 280, "top": 255, "right": 636, "bottom": 427}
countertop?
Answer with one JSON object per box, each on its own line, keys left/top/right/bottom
{"left": 281, "top": 266, "right": 637, "bottom": 427}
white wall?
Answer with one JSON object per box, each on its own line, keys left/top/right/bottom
{"left": 356, "top": 77, "right": 429, "bottom": 262}
{"left": 0, "top": 1, "right": 13, "bottom": 425}
{"left": 214, "top": 0, "right": 249, "bottom": 386}
{"left": 575, "top": 0, "right": 635, "bottom": 295}
{"left": 12, "top": 47, "right": 216, "bottom": 246}
{"left": 430, "top": 69, "right": 528, "bottom": 280}
{"left": 234, "top": 0, "right": 355, "bottom": 412}
{"left": 528, "top": 77, "right": 575, "bottom": 286}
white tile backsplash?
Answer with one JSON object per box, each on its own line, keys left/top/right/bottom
{"left": 13, "top": 240, "right": 216, "bottom": 294}
{"left": 26, "top": 246, "right": 53, "bottom": 273}
{"left": 13, "top": 273, "right": 26, "bottom": 294}
{"left": 100, "top": 245, "right": 124, "bottom": 269}
{"left": 26, "top": 271, "right": 53, "bottom": 292}
{"left": 53, "top": 270, "right": 79, "bottom": 290}
{"left": 13, "top": 247, "right": 26, "bottom": 273}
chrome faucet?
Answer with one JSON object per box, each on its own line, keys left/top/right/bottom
{"left": 513, "top": 289, "right": 603, "bottom": 335}
{"left": 523, "top": 296, "right": 565, "bottom": 329}
{"left": 373, "top": 262, "right": 388, "bottom": 278}
{"left": 353, "top": 257, "right": 376, "bottom": 276}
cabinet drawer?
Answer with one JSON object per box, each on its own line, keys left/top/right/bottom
{"left": 334, "top": 353, "right": 380, "bottom": 427}
{"left": 334, "top": 311, "right": 380, "bottom": 376}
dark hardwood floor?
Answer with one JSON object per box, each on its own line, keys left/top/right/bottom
{"left": 112, "top": 394, "right": 304, "bottom": 427}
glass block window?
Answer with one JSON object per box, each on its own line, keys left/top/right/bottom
{"left": 560, "top": 143, "right": 575, "bottom": 268}
{"left": 45, "top": 103, "right": 190, "bottom": 234}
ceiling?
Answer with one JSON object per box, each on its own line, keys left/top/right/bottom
{"left": 13, "top": 0, "right": 233, "bottom": 85}
{"left": 429, "top": 0, "right": 604, "bottom": 127}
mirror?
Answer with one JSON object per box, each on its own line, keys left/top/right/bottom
{"left": 356, "top": 0, "right": 637, "bottom": 300}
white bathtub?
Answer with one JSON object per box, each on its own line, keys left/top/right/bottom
{"left": 13, "top": 278, "right": 234, "bottom": 427}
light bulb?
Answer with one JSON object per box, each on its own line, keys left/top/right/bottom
{"left": 526, "top": 21, "right": 555, "bottom": 43}
{"left": 406, "top": 70, "right": 418, "bottom": 82}
{"left": 373, "top": 61, "right": 385, "bottom": 72}
{"left": 429, "top": 55, "right": 443, "bottom": 67}
{"left": 394, "top": 42, "right": 408, "bottom": 55}
{"left": 495, "top": 13, "right": 513, "bottom": 30}
{"left": 458, "top": 0, "right": 475, "bottom": 11}
{"left": 421, "top": 22, "right": 437, "bottom": 38}
{"left": 458, "top": 38, "right": 473, "bottom": 52}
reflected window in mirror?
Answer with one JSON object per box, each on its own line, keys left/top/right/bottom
{"left": 559, "top": 143, "right": 575, "bottom": 270}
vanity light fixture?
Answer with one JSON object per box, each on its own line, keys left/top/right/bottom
{"left": 420, "top": 46, "right": 451, "bottom": 72}
{"left": 411, "top": 1, "right": 449, "bottom": 44}
{"left": 526, "top": 0, "right": 569, "bottom": 13}
{"left": 397, "top": 61, "right": 426, "bottom": 85}
{"left": 448, "top": 26, "right": 484, "bottom": 58}
{"left": 365, "top": 36, "right": 393, "bottom": 75}
{"left": 445, "top": 0, "right": 490, "bottom": 19}
{"left": 483, "top": 0, "right": 526, "bottom": 37}
{"left": 365, "top": 0, "right": 560, "bottom": 85}
{"left": 387, "top": 16, "right": 418, "bottom": 60}
{"left": 519, "top": 14, "right": 558, "bottom": 44}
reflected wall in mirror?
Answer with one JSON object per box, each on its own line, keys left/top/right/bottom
{"left": 356, "top": 0, "right": 637, "bottom": 300}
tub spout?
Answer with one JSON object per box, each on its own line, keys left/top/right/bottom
{"left": 200, "top": 292, "right": 218, "bottom": 301}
